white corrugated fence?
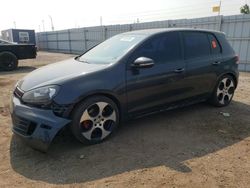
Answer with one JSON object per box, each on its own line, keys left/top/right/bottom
{"left": 36, "top": 14, "right": 250, "bottom": 71}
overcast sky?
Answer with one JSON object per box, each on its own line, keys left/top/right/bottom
{"left": 0, "top": 0, "right": 248, "bottom": 32}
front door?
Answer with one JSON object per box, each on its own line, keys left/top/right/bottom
{"left": 126, "top": 31, "right": 189, "bottom": 115}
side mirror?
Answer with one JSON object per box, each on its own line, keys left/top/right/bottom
{"left": 131, "top": 57, "right": 154, "bottom": 69}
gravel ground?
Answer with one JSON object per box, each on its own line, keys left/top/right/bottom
{"left": 0, "top": 52, "right": 249, "bottom": 188}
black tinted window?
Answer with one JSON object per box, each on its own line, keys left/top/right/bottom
{"left": 157, "top": 32, "right": 182, "bottom": 62}
{"left": 208, "top": 34, "right": 221, "bottom": 54}
{"left": 132, "top": 32, "right": 182, "bottom": 63}
{"left": 135, "top": 37, "right": 159, "bottom": 61}
{"left": 183, "top": 32, "right": 210, "bottom": 59}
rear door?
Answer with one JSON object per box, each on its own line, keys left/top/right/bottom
{"left": 182, "top": 31, "right": 217, "bottom": 98}
{"left": 126, "top": 32, "right": 189, "bottom": 115}
{"left": 207, "top": 33, "right": 224, "bottom": 74}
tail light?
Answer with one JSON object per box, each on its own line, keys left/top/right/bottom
{"left": 236, "top": 55, "right": 240, "bottom": 64}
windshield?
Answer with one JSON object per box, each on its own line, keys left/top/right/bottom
{"left": 78, "top": 34, "right": 147, "bottom": 64}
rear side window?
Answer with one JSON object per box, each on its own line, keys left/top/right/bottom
{"left": 208, "top": 34, "right": 221, "bottom": 54}
{"left": 183, "top": 32, "right": 210, "bottom": 59}
{"left": 216, "top": 34, "right": 235, "bottom": 55}
{"left": 157, "top": 32, "right": 182, "bottom": 63}
{"left": 132, "top": 32, "right": 182, "bottom": 63}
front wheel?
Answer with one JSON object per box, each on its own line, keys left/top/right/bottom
{"left": 70, "top": 96, "right": 119, "bottom": 145}
{"left": 210, "top": 75, "right": 236, "bottom": 107}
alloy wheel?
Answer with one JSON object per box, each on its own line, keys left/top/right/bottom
{"left": 216, "top": 77, "right": 235, "bottom": 105}
{"left": 79, "top": 102, "right": 117, "bottom": 141}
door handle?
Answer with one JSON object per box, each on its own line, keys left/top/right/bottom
{"left": 212, "top": 61, "right": 221, "bottom": 65}
{"left": 174, "top": 68, "right": 185, "bottom": 73}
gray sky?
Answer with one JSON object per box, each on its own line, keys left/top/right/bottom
{"left": 0, "top": 0, "right": 248, "bottom": 32}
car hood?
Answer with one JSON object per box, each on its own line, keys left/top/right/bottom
{"left": 18, "top": 58, "right": 109, "bottom": 91}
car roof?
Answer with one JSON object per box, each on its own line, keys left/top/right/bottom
{"left": 122, "top": 28, "right": 224, "bottom": 36}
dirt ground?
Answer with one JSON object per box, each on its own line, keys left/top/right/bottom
{"left": 0, "top": 52, "right": 249, "bottom": 188}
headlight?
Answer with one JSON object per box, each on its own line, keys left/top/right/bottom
{"left": 22, "top": 85, "right": 60, "bottom": 104}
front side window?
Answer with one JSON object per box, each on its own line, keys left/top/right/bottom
{"left": 183, "top": 32, "right": 211, "bottom": 59}
{"left": 131, "top": 32, "right": 182, "bottom": 64}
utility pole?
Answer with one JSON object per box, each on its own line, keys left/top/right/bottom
{"left": 100, "top": 16, "right": 103, "bottom": 26}
{"left": 218, "top": 0, "right": 222, "bottom": 16}
{"left": 49, "top": 15, "right": 54, "bottom": 31}
{"left": 13, "top": 21, "right": 16, "bottom": 29}
{"left": 42, "top": 20, "right": 45, "bottom": 31}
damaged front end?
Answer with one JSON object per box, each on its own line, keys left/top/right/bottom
{"left": 10, "top": 93, "right": 71, "bottom": 152}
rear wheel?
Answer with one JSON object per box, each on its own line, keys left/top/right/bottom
{"left": 210, "top": 75, "right": 236, "bottom": 107}
{"left": 70, "top": 96, "right": 119, "bottom": 144}
{"left": 0, "top": 52, "right": 18, "bottom": 71}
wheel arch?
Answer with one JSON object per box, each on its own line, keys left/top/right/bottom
{"left": 209, "top": 72, "right": 238, "bottom": 107}
{"left": 219, "top": 72, "right": 238, "bottom": 88}
{"left": 0, "top": 51, "right": 18, "bottom": 59}
{"left": 210, "top": 71, "right": 238, "bottom": 97}
{"left": 69, "top": 91, "right": 123, "bottom": 121}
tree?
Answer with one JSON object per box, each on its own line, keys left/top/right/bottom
{"left": 240, "top": 4, "right": 250, "bottom": 14}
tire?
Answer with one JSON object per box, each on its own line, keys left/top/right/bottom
{"left": 0, "top": 52, "right": 18, "bottom": 71}
{"left": 209, "top": 75, "right": 236, "bottom": 107}
{"left": 70, "top": 95, "right": 120, "bottom": 145}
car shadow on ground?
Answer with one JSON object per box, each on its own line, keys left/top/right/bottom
{"left": 9, "top": 101, "right": 250, "bottom": 184}
{"left": 0, "top": 66, "right": 36, "bottom": 75}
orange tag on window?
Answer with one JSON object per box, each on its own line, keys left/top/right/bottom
{"left": 212, "top": 40, "right": 217, "bottom": 48}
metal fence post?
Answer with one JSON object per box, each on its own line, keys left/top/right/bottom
{"left": 36, "top": 34, "right": 40, "bottom": 50}
{"left": 56, "top": 32, "right": 59, "bottom": 52}
{"left": 218, "top": 15, "right": 223, "bottom": 31}
{"left": 129, "top": 24, "right": 133, "bottom": 31}
{"left": 104, "top": 26, "right": 107, "bottom": 40}
{"left": 68, "top": 29, "right": 72, "bottom": 53}
{"left": 45, "top": 32, "right": 49, "bottom": 51}
{"left": 83, "top": 29, "right": 88, "bottom": 52}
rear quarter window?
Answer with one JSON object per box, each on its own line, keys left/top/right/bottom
{"left": 208, "top": 34, "right": 222, "bottom": 54}
{"left": 216, "top": 33, "right": 235, "bottom": 55}
{"left": 183, "top": 32, "right": 210, "bottom": 59}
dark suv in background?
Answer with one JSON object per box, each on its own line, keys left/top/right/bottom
{"left": 10, "top": 28, "right": 239, "bottom": 151}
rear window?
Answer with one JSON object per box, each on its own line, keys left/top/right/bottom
{"left": 208, "top": 34, "right": 221, "bottom": 54}
{"left": 183, "top": 32, "right": 210, "bottom": 59}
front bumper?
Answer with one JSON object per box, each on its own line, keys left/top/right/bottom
{"left": 10, "top": 95, "right": 71, "bottom": 151}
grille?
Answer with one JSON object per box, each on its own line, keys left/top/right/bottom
{"left": 12, "top": 114, "right": 37, "bottom": 136}
{"left": 14, "top": 87, "right": 24, "bottom": 99}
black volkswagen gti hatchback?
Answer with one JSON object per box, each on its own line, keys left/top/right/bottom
{"left": 10, "top": 28, "right": 239, "bottom": 151}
